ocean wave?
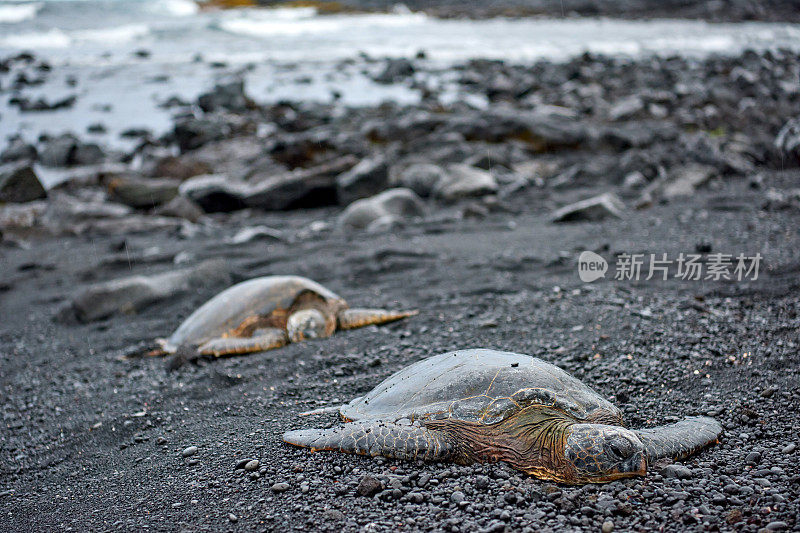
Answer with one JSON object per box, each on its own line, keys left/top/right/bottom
{"left": 148, "top": 0, "right": 199, "bottom": 17}
{"left": 216, "top": 10, "right": 428, "bottom": 38}
{"left": 0, "top": 23, "right": 148, "bottom": 49}
{"left": 0, "top": 2, "right": 42, "bottom": 23}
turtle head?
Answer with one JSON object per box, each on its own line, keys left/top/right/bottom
{"left": 564, "top": 424, "right": 646, "bottom": 483}
{"left": 287, "top": 308, "right": 330, "bottom": 343}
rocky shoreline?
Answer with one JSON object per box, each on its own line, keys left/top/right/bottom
{"left": 2, "top": 44, "right": 800, "bottom": 531}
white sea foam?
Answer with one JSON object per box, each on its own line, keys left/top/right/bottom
{"left": 217, "top": 10, "right": 427, "bottom": 38}
{"left": 73, "top": 23, "right": 149, "bottom": 44}
{"left": 0, "top": 2, "right": 42, "bottom": 23}
{"left": 151, "top": 0, "right": 199, "bottom": 17}
{"left": 1, "top": 28, "right": 70, "bottom": 48}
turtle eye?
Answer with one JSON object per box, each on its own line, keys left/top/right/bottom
{"left": 608, "top": 437, "right": 634, "bottom": 459}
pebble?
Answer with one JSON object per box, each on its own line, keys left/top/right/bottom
{"left": 228, "top": 513, "right": 238, "bottom": 523}
{"left": 765, "top": 521, "right": 788, "bottom": 531}
{"left": 745, "top": 451, "right": 761, "bottom": 465}
{"left": 781, "top": 443, "right": 796, "bottom": 454}
{"left": 450, "top": 490, "right": 465, "bottom": 504}
{"left": 357, "top": 475, "right": 382, "bottom": 497}
{"left": 181, "top": 446, "right": 198, "bottom": 457}
{"left": 244, "top": 459, "right": 260, "bottom": 471}
{"left": 602, "top": 521, "right": 614, "bottom": 533}
{"left": 271, "top": 482, "right": 290, "bottom": 493}
{"left": 662, "top": 464, "right": 692, "bottom": 479}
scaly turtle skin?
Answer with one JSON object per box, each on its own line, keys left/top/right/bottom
{"left": 284, "top": 349, "right": 722, "bottom": 484}
{"left": 152, "top": 275, "right": 416, "bottom": 362}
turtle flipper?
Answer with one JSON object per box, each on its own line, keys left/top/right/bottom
{"left": 337, "top": 308, "right": 418, "bottom": 330}
{"left": 197, "top": 328, "right": 289, "bottom": 357}
{"left": 283, "top": 420, "right": 456, "bottom": 462}
{"left": 635, "top": 416, "right": 722, "bottom": 463}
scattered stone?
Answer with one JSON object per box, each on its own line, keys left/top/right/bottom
{"left": 337, "top": 188, "right": 425, "bottom": 231}
{"left": 336, "top": 155, "right": 389, "bottom": 205}
{"left": 0, "top": 139, "right": 37, "bottom": 163}
{"left": 602, "top": 520, "right": 614, "bottom": 533}
{"left": 151, "top": 195, "right": 204, "bottom": 223}
{"left": 550, "top": 192, "right": 626, "bottom": 223}
{"left": 434, "top": 164, "right": 498, "bottom": 202}
{"left": 197, "top": 78, "right": 253, "bottom": 113}
{"left": 271, "top": 482, "right": 290, "bottom": 493}
{"left": 662, "top": 464, "right": 693, "bottom": 479}
{"left": 229, "top": 225, "right": 283, "bottom": 244}
{"left": 609, "top": 96, "right": 644, "bottom": 121}
{"left": 228, "top": 513, "right": 238, "bottom": 523}
{"left": 244, "top": 460, "right": 260, "bottom": 471}
{"left": 107, "top": 176, "right": 180, "bottom": 209}
{"left": 181, "top": 446, "right": 198, "bottom": 457}
{"left": 662, "top": 164, "right": 716, "bottom": 199}
{"left": 392, "top": 163, "right": 447, "bottom": 197}
{"left": 374, "top": 58, "right": 414, "bottom": 84}
{"left": 782, "top": 443, "right": 796, "bottom": 454}
{"left": 774, "top": 117, "right": 800, "bottom": 166}
{"left": 65, "top": 259, "right": 230, "bottom": 322}
{"left": 0, "top": 163, "right": 46, "bottom": 203}
{"left": 356, "top": 475, "right": 382, "bottom": 497}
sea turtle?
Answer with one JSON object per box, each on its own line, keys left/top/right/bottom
{"left": 151, "top": 275, "right": 416, "bottom": 361}
{"left": 284, "top": 349, "right": 722, "bottom": 484}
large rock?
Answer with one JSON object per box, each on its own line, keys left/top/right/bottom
{"left": 336, "top": 156, "right": 389, "bottom": 205}
{"left": 0, "top": 138, "right": 37, "bottom": 163}
{"left": 550, "top": 193, "right": 626, "bottom": 223}
{"left": 636, "top": 164, "right": 716, "bottom": 207}
{"left": 197, "top": 78, "right": 253, "bottom": 113}
{"left": 180, "top": 156, "right": 357, "bottom": 212}
{"left": 38, "top": 134, "right": 105, "bottom": 167}
{"left": 391, "top": 163, "right": 447, "bottom": 197}
{"left": 0, "top": 162, "right": 46, "bottom": 203}
{"left": 107, "top": 176, "right": 180, "bottom": 208}
{"left": 152, "top": 195, "right": 204, "bottom": 223}
{"left": 374, "top": 58, "right": 415, "bottom": 84}
{"left": 337, "top": 188, "right": 425, "bottom": 231}
{"left": 66, "top": 259, "right": 230, "bottom": 323}
{"left": 775, "top": 117, "right": 800, "bottom": 166}
{"left": 434, "top": 164, "right": 498, "bottom": 202}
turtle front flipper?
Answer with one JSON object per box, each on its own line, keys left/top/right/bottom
{"left": 635, "top": 416, "right": 722, "bottom": 464}
{"left": 283, "top": 420, "right": 456, "bottom": 462}
{"left": 197, "top": 328, "right": 289, "bottom": 357}
{"left": 337, "top": 308, "right": 418, "bottom": 330}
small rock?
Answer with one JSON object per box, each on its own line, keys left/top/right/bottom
{"left": 775, "top": 118, "right": 800, "bottom": 166}
{"left": 271, "top": 482, "right": 290, "bottom": 493}
{"left": 244, "top": 459, "right": 260, "bottom": 471}
{"left": 338, "top": 188, "right": 425, "bottom": 232}
{"left": 550, "top": 192, "right": 626, "bottom": 223}
{"left": 152, "top": 195, "right": 204, "bottom": 223}
{"left": 760, "top": 386, "right": 776, "bottom": 398}
{"left": 356, "top": 475, "right": 382, "bottom": 497}
{"left": 228, "top": 513, "right": 238, "bottom": 523}
{"left": 602, "top": 520, "right": 614, "bottom": 533}
{"left": 434, "top": 164, "right": 498, "bottom": 202}
{"left": 0, "top": 138, "right": 37, "bottom": 163}
{"left": 336, "top": 155, "right": 389, "bottom": 205}
{"left": 450, "top": 490, "right": 465, "bottom": 504}
{"left": 662, "top": 464, "right": 693, "bottom": 479}
{"left": 745, "top": 451, "right": 761, "bottom": 465}
{"left": 107, "top": 176, "right": 180, "bottom": 208}
{"left": 0, "top": 162, "right": 46, "bottom": 203}
{"left": 782, "top": 443, "right": 796, "bottom": 454}
{"left": 229, "top": 225, "right": 283, "bottom": 244}
{"left": 765, "top": 521, "right": 788, "bottom": 531}
{"left": 374, "top": 58, "right": 414, "bottom": 84}
{"left": 197, "top": 78, "right": 253, "bottom": 113}
{"left": 392, "top": 163, "right": 447, "bottom": 197}
{"left": 181, "top": 446, "right": 198, "bottom": 457}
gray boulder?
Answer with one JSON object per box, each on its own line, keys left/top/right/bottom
{"left": 550, "top": 193, "right": 626, "bottom": 223}
{"left": 775, "top": 118, "right": 800, "bottom": 166}
{"left": 0, "top": 138, "right": 37, "bottom": 163}
{"left": 434, "top": 164, "right": 498, "bottom": 202}
{"left": 107, "top": 176, "right": 180, "bottom": 208}
{"left": 67, "top": 259, "right": 230, "bottom": 323}
{"left": 392, "top": 163, "right": 447, "bottom": 197}
{"left": 0, "top": 162, "right": 46, "bottom": 203}
{"left": 338, "top": 188, "right": 425, "bottom": 231}
{"left": 152, "top": 195, "right": 204, "bottom": 223}
{"left": 197, "top": 78, "right": 253, "bottom": 113}
{"left": 336, "top": 156, "right": 389, "bottom": 205}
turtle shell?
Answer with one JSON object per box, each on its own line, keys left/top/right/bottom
{"left": 340, "top": 349, "right": 623, "bottom": 426}
{"left": 165, "top": 276, "right": 347, "bottom": 350}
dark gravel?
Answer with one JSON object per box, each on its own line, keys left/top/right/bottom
{"left": 1, "top": 46, "right": 800, "bottom": 531}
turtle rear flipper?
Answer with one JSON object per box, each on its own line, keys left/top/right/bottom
{"left": 283, "top": 420, "right": 455, "bottom": 462}
{"left": 635, "top": 416, "right": 722, "bottom": 464}
{"left": 337, "top": 308, "right": 418, "bottom": 330}
{"left": 197, "top": 328, "right": 289, "bottom": 357}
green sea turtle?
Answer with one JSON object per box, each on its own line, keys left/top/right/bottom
{"left": 284, "top": 349, "right": 722, "bottom": 484}
{"left": 150, "top": 275, "right": 416, "bottom": 361}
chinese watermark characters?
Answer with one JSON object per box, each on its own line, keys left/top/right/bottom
{"left": 578, "top": 252, "right": 762, "bottom": 282}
